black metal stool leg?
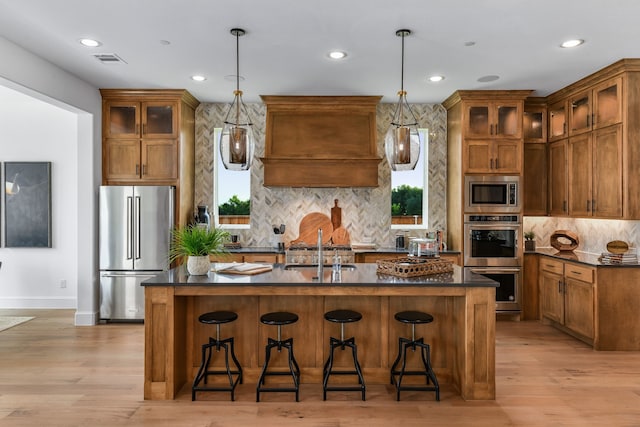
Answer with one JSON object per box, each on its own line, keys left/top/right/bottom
{"left": 323, "top": 336, "right": 366, "bottom": 400}
{"left": 390, "top": 336, "right": 405, "bottom": 384}
{"left": 392, "top": 336, "right": 440, "bottom": 401}
{"left": 192, "top": 337, "right": 242, "bottom": 401}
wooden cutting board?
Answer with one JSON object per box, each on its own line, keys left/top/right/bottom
{"left": 331, "top": 199, "right": 342, "bottom": 229}
{"left": 291, "top": 212, "right": 333, "bottom": 245}
{"left": 331, "top": 226, "right": 350, "bottom": 245}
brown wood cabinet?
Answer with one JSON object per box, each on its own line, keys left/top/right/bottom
{"left": 210, "top": 253, "right": 284, "bottom": 264}
{"left": 101, "top": 89, "right": 199, "bottom": 227}
{"left": 522, "top": 100, "right": 547, "bottom": 216}
{"left": 523, "top": 143, "right": 547, "bottom": 215}
{"left": 444, "top": 90, "right": 531, "bottom": 258}
{"left": 548, "top": 139, "right": 568, "bottom": 215}
{"left": 548, "top": 99, "right": 568, "bottom": 142}
{"left": 568, "top": 126, "right": 623, "bottom": 218}
{"left": 463, "top": 100, "right": 523, "bottom": 139}
{"left": 540, "top": 258, "right": 595, "bottom": 344}
{"left": 464, "top": 139, "right": 521, "bottom": 173}
{"left": 522, "top": 253, "right": 540, "bottom": 320}
{"left": 567, "top": 76, "right": 622, "bottom": 136}
{"left": 444, "top": 91, "right": 530, "bottom": 176}
{"left": 545, "top": 59, "right": 640, "bottom": 219}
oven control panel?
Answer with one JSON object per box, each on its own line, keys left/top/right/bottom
{"left": 465, "top": 214, "right": 520, "bottom": 223}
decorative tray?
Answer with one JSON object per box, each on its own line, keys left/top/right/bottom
{"left": 376, "top": 257, "right": 453, "bottom": 278}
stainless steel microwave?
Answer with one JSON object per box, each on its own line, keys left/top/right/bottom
{"left": 464, "top": 175, "right": 520, "bottom": 213}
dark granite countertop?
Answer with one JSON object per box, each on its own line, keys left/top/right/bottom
{"left": 528, "top": 247, "right": 640, "bottom": 268}
{"left": 143, "top": 263, "right": 496, "bottom": 287}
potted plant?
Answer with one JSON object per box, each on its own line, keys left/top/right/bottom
{"left": 168, "top": 225, "right": 230, "bottom": 275}
{"left": 524, "top": 231, "right": 536, "bottom": 252}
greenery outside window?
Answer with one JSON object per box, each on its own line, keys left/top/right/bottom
{"left": 391, "top": 128, "right": 428, "bottom": 229}
{"left": 213, "top": 127, "right": 251, "bottom": 229}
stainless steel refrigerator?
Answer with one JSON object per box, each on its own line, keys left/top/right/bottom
{"left": 99, "top": 186, "right": 174, "bottom": 321}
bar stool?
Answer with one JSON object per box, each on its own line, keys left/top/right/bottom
{"left": 322, "top": 309, "right": 366, "bottom": 401}
{"left": 390, "top": 310, "right": 440, "bottom": 401}
{"left": 192, "top": 310, "right": 243, "bottom": 401}
{"left": 256, "top": 311, "right": 301, "bottom": 402}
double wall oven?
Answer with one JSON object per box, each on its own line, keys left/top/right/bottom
{"left": 463, "top": 175, "right": 522, "bottom": 313}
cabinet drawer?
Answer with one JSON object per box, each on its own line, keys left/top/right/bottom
{"left": 540, "top": 258, "right": 563, "bottom": 275}
{"left": 243, "top": 254, "right": 278, "bottom": 263}
{"left": 565, "top": 264, "right": 594, "bottom": 283}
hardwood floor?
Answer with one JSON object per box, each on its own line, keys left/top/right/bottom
{"left": 0, "top": 309, "right": 639, "bottom": 426}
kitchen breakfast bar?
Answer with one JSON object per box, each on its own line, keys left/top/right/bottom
{"left": 142, "top": 263, "right": 498, "bottom": 401}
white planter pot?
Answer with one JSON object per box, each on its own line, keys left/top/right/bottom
{"left": 187, "top": 255, "right": 210, "bottom": 275}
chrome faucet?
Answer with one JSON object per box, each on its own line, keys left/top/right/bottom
{"left": 317, "top": 228, "right": 323, "bottom": 279}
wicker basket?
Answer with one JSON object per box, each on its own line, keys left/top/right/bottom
{"left": 376, "top": 257, "right": 453, "bottom": 278}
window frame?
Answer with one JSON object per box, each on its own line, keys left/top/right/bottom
{"left": 213, "top": 127, "right": 251, "bottom": 230}
{"left": 390, "top": 128, "right": 429, "bottom": 231}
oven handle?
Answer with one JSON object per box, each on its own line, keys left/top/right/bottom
{"left": 469, "top": 267, "right": 521, "bottom": 274}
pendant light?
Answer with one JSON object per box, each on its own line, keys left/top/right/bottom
{"left": 385, "top": 29, "right": 420, "bottom": 171}
{"left": 219, "top": 28, "right": 255, "bottom": 171}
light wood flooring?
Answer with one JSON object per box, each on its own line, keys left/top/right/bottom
{"left": 0, "top": 309, "right": 639, "bottom": 426}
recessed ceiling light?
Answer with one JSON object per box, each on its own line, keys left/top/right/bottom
{"left": 191, "top": 75, "right": 206, "bottom": 82}
{"left": 477, "top": 75, "right": 500, "bottom": 83}
{"left": 79, "top": 38, "right": 101, "bottom": 47}
{"left": 428, "top": 75, "right": 444, "bottom": 82}
{"left": 328, "top": 50, "right": 347, "bottom": 60}
{"left": 560, "top": 39, "right": 584, "bottom": 48}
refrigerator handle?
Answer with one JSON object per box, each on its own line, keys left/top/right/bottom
{"left": 126, "top": 196, "right": 133, "bottom": 260}
{"left": 135, "top": 196, "right": 141, "bottom": 260}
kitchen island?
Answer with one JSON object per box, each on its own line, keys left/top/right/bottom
{"left": 142, "top": 263, "right": 497, "bottom": 401}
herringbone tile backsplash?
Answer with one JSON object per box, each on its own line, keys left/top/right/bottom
{"left": 195, "top": 102, "right": 447, "bottom": 248}
{"left": 524, "top": 216, "right": 640, "bottom": 255}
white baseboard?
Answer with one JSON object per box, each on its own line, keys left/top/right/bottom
{"left": 0, "top": 297, "right": 76, "bottom": 309}
{"left": 0, "top": 298, "right": 100, "bottom": 325}
{"left": 74, "top": 310, "right": 100, "bottom": 326}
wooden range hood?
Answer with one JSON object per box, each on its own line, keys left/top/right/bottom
{"left": 260, "top": 95, "right": 382, "bottom": 187}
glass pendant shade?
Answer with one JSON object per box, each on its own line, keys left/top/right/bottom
{"left": 385, "top": 91, "right": 420, "bottom": 171}
{"left": 220, "top": 90, "right": 255, "bottom": 171}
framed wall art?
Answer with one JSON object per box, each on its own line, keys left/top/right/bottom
{"left": 4, "top": 161, "right": 52, "bottom": 248}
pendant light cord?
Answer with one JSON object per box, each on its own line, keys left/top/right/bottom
{"left": 235, "top": 30, "right": 240, "bottom": 93}
{"left": 400, "top": 31, "right": 405, "bottom": 94}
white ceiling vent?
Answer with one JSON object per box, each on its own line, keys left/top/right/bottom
{"left": 92, "top": 53, "right": 127, "bottom": 64}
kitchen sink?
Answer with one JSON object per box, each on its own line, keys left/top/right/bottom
{"left": 283, "top": 264, "right": 357, "bottom": 271}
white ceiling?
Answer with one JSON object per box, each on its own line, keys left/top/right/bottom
{"left": 2, "top": 0, "right": 640, "bottom": 104}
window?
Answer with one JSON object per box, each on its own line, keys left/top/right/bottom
{"left": 213, "top": 128, "right": 251, "bottom": 228}
{"left": 391, "top": 128, "right": 428, "bottom": 229}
